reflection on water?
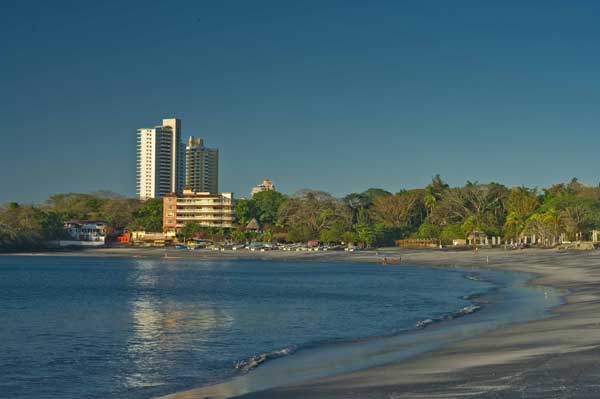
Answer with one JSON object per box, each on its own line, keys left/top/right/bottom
{"left": 126, "top": 259, "right": 234, "bottom": 389}
{"left": 0, "top": 256, "right": 514, "bottom": 399}
{"left": 155, "top": 272, "right": 562, "bottom": 399}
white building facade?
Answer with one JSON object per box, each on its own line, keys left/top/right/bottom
{"left": 136, "top": 118, "right": 184, "bottom": 200}
{"left": 64, "top": 220, "right": 108, "bottom": 242}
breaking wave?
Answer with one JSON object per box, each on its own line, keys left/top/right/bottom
{"left": 235, "top": 273, "right": 490, "bottom": 374}
{"left": 234, "top": 345, "right": 298, "bottom": 373}
{"left": 415, "top": 304, "right": 481, "bottom": 329}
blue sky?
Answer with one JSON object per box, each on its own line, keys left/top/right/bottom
{"left": 3, "top": 0, "right": 600, "bottom": 203}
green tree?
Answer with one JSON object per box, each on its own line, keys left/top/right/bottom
{"left": 504, "top": 187, "right": 539, "bottom": 240}
{"left": 355, "top": 222, "right": 376, "bottom": 248}
{"left": 46, "top": 193, "right": 105, "bottom": 219}
{"left": 252, "top": 190, "right": 286, "bottom": 225}
{"left": 525, "top": 208, "right": 562, "bottom": 246}
{"left": 234, "top": 199, "right": 257, "bottom": 226}
{"left": 362, "top": 188, "right": 393, "bottom": 204}
{"left": 344, "top": 189, "right": 392, "bottom": 224}
{"left": 561, "top": 204, "right": 592, "bottom": 240}
{"left": 180, "top": 222, "right": 202, "bottom": 243}
{"left": 261, "top": 229, "right": 274, "bottom": 243}
{"left": 373, "top": 223, "right": 398, "bottom": 247}
{"left": 319, "top": 222, "right": 346, "bottom": 243}
{"left": 230, "top": 230, "right": 247, "bottom": 244}
{"left": 462, "top": 215, "right": 478, "bottom": 243}
{"left": 430, "top": 174, "right": 449, "bottom": 193}
{"left": 287, "top": 225, "right": 314, "bottom": 242}
{"left": 417, "top": 222, "right": 441, "bottom": 239}
{"left": 129, "top": 199, "right": 163, "bottom": 231}
{"left": 0, "top": 204, "right": 45, "bottom": 250}
{"left": 423, "top": 188, "right": 437, "bottom": 218}
{"left": 423, "top": 175, "right": 448, "bottom": 217}
{"left": 342, "top": 231, "right": 357, "bottom": 245}
{"left": 278, "top": 192, "right": 351, "bottom": 239}
{"left": 204, "top": 227, "right": 225, "bottom": 242}
{"left": 430, "top": 183, "right": 508, "bottom": 231}
{"left": 343, "top": 192, "right": 370, "bottom": 210}
{"left": 37, "top": 210, "right": 68, "bottom": 240}
{"left": 439, "top": 224, "right": 465, "bottom": 245}
{"left": 370, "top": 190, "right": 425, "bottom": 230}
{"left": 100, "top": 198, "right": 140, "bottom": 229}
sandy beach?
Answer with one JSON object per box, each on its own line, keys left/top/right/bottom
{"left": 11, "top": 247, "right": 600, "bottom": 398}
{"left": 232, "top": 248, "right": 600, "bottom": 399}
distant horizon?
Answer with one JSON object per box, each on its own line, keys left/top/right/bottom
{"left": 4, "top": 1, "right": 600, "bottom": 203}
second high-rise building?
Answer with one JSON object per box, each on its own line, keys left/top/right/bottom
{"left": 185, "top": 136, "right": 219, "bottom": 194}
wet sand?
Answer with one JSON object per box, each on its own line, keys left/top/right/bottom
{"left": 9, "top": 247, "right": 600, "bottom": 398}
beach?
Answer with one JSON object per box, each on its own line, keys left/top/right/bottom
{"left": 232, "top": 248, "right": 600, "bottom": 399}
{"left": 8, "top": 247, "right": 600, "bottom": 398}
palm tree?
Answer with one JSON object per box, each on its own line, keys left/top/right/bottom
{"left": 423, "top": 188, "right": 437, "bottom": 217}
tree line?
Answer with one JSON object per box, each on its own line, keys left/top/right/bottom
{"left": 2, "top": 176, "right": 600, "bottom": 250}
{"left": 0, "top": 191, "right": 162, "bottom": 251}
{"left": 234, "top": 176, "right": 600, "bottom": 247}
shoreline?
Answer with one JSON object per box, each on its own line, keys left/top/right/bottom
{"left": 4, "top": 247, "right": 597, "bottom": 398}
{"left": 152, "top": 261, "right": 560, "bottom": 399}
{"left": 230, "top": 248, "right": 600, "bottom": 399}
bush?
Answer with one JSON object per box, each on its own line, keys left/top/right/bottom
{"left": 439, "top": 224, "right": 464, "bottom": 245}
{"left": 417, "top": 223, "right": 441, "bottom": 239}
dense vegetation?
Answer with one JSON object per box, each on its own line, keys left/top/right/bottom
{"left": 233, "top": 176, "right": 600, "bottom": 247}
{"left": 0, "top": 192, "right": 162, "bottom": 251}
{"left": 3, "top": 176, "right": 600, "bottom": 251}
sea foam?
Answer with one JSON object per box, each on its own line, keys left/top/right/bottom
{"left": 234, "top": 345, "right": 298, "bottom": 372}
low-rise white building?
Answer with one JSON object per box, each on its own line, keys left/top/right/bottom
{"left": 63, "top": 220, "right": 109, "bottom": 244}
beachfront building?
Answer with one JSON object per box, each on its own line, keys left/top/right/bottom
{"left": 64, "top": 220, "right": 109, "bottom": 243}
{"left": 130, "top": 230, "right": 177, "bottom": 246}
{"left": 162, "top": 188, "right": 234, "bottom": 232}
{"left": 246, "top": 218, "right": 260, "bottom": 232}
{"left": 136, "top": 118, "right": 184, "bottom": 200}
{"left": 251, "top": 179, "right": 275, "bottom": 197}
{"left": 185, "top": 136, "right": 219, "bottom": 194}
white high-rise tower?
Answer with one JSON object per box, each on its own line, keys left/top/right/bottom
{"left": 136, "top": 118, "right": 184, "bottom": 200}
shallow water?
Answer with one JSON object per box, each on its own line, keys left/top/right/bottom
{"left": 0, "top": 256, "right": 558, "bottom": 399}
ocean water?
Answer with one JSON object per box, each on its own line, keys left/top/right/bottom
{"left": 0, "top": 256, "right": 554, "bottom": 399}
